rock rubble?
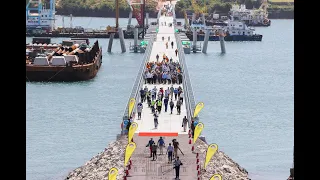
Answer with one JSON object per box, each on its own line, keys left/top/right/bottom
{"left": 66, "top": 136, "right": 250, "bottom": 180}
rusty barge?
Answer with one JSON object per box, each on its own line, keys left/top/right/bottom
{"left": 26, "top": 39, "right": 102, "bottom": 82}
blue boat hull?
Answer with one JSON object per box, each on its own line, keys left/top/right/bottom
{"left": 186, "top": 34, "right": 263, "bottom": 41}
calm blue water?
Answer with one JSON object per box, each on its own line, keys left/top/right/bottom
{"left": 26, "top": 16, "right": 293, "bottom": 180}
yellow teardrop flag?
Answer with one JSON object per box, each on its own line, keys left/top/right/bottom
{"left": 204, "top": 143, "right": 218, "bottom": 169}
{"left": 193, "top": 122, "right": 204, "bottom": 144}
{"left": 128, "top": 122, "right": 138, "bottom": 143}
{"left": 209, "top": 174, "right": 222, "bottom": 180}
{"left": 128, "top": 98, "right": 136, "bottom": 117}
{"left": 125, "top": 142, "right": 136, "bottom": 166}
{"left": 193, "top": 102, "right": 204, "bottom": 118}
{"left": 108, "top": 167, "right": 118, "bottom": 180}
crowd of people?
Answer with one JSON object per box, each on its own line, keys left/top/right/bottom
{"left": 144, "top": 53, "right": 182, "bottom": 85}
{"left": 146, "top": 137, "right": 184, "bottom": 179}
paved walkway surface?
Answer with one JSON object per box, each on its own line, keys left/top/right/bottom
{"left": 127, "top": 9, "right": 198, "bottom": 180}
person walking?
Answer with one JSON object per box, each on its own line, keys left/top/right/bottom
{"left": 166, "top": 143, "right": 174, "bottom": 163}
{"left": 164, "top": 97, "right": 169, "bottom": 112}
{"left": 176, "top": 99, "right": 181, "bottom": 115}
{"left": 171, "top": 41, "right": 174, "bottom": 49}
{"left": 170, "top": 85, "right": 174, "bottom": 99}
{"left": 174, "top": 88, "right": 178, "bottom": 100}
{"left": 179, "top": 90, "right": 184, "bottom": 105}
{"left": 157, "top": 137, "right": 165, "bottom": 155}
{"left": 168, "top": 36, "right": 170, "bottom": 41}
{"left": 140, "top": 88, "right": 145, "bottom": 102}
{"left": 157, "top": 99, "right": 162, "bottom": 113}
{"left": 151, "top": 142, "right": 158, "bottom": 160}
{"left": 166, "top": 42, "right": 168, "bottom": 49}
{"left": 137, "top": 102, "right": 143, "bottom": 120}
{"left": 175, "top": 49, "right": 178, "bottom": 56}
{"left": 182, "top": 116, "right": 188, "bottom": 132}
{"left": 172, "top": 139, "right": 180, "bottom": 158}
{"left": 151, "top": 99, "right": 156, "bottom": 113}
{"left": 146, "top": 138, "right": 154, "bottom": 157}
{"left": 173, "top": 156, "right": 183, "bottom": 180}
{"left": 156, "top": 54, "right": 159, "bottom": 62}
{"left": 170, "top": 99, "right": 174, "bottom": 114}
{"left": 191, "top": 120, "right": 195, "bottom": 138}
{"left": 154, "top": 111, "right": 159, "bottom": 129}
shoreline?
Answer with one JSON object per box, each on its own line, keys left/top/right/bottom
{"left": 55, "top": 11, "right": 294, "bottom": 20}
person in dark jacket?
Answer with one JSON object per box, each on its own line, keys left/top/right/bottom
{"left": 146, "top": 138, "right": 154, "bottom": 157}
{"left": 173, "top": 156, "right": 183, "bottom": 179}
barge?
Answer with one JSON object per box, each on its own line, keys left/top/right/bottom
{"left": 26, "top": 39, "right": 102, "bottom": 82}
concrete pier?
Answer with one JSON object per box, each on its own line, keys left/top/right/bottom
{"left": 107, "top": 33, "right": 114, "bottom": 53}
{"left": 192, "top": 29, "right": 197, "bottom": 53}
{"left": 202, "top": 29, "right": 210, "bottom": 53}
{"left": 118, "top": 27, "right": 126, "bottom": 53}
{"left": 125, "top": 11, "right": 197, "bottom": 180}
{"left": 134, "top": 28, "right": 138, "bottom": 53}
{"left": 219, "top": 29, "right": 226, "bottom": 53}
{"left": 128, "top": 11, "right": 133, "bottom": 27}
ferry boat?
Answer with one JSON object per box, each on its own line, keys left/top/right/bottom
{"left": 186, "top": 19, "right": 263, "bottom": 41}
{"left": 26, "top": 39, "right": 102, "bottom": 82}
{"left": 26, "top": 0, "right": 56, "bottom": 32}
{"left": 229, "top": 4, "right": 271, "bottom": 27}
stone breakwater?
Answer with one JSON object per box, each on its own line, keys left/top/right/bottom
{"left": 66, "top": 136, "right": 250, "bottom": 180}
{"left": 193, "top": 139, "right": 250, "bottom": 180}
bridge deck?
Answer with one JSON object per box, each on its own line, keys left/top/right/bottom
{"left": 128, "top": 14, "right": 197, "bottom": 180}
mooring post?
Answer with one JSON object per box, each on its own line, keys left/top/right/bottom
{"left": 219, "top": 29, "right": 226, "bottom": 53}
{"left": 118, "top": 28, "right": 126, "bottom": 53}
{"left": 192, "top": 29, "right": 197, "bottom": 53}
{"left": 134, "top": 28, "right": 138, "bottom": 53}
{"left": 202, "top": 29, "right": 210, "bottom": 53}
{"left": 107, "top": 33, "right": 114, "bottom": 53}
{"left": 146, "top": 13, "right": 149, "bottom": 28}
{"left": 128, "top": 11, "right": 132, "bottom": 27}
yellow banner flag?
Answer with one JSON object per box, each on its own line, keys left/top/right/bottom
{"left": 204, "top": 143, "right": 218, "bottom": 169}
{"left": 128, "top": 122, "right": 138, "bottom": 143}
{"left": 209, "top": 174, "right": 222, "bottom": 180}
{"left": 125, "top": 142, "right": 136, "bottom": 166}
{"left": 193, "top": 102, "right": 204, "bottom": 118}
{"left": 193, "top": 122, "right": 204, "bottom": 144}
{"left": 128, "top": 98, "right": 136, "bottom": 117}
{"left": 108, "top": 167, "right": 118, "bottom": 180}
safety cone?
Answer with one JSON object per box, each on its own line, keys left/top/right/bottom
{"left": 196, "top": 158, "right": 199, "bottom": 163}
{"left": 197, "top": 165, "right": 199, "bottom": 170}
{"left": 196, "top": 153, "right": 199, "bottom": 158}
{"left": 128, "top": 164, "right": 131, "bottom": 170}
{"left": 123, "top": 176, "right": 127, "bottom": 180}
{"left": 125, "top": 170, "right": 129, "bottom": 176}
{"left": 191, "top": 145, "right": 194, "bottom": 151}
{"left": 129, "top": 160, "right": 132, "bottom": 165}
{"left": 198, "top": 170, "right": 201, "bottom": 175}
{"left": 189, "top": 139, "right": 192, "bottom": 144}
{"left": 188, "top": 133, "right": 191, "bottom": 138}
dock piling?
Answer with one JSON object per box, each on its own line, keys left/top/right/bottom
{"left": 219, "top": 29, "right": 226, "bottom": 53}
{"left": 128, "top": 11, "right": 132, "bottom": 27}
{"left": 118, "top": 28, "right": 126, "bottom": 53}
{"left": 192, "top": 29, "right": 197, "bottom": 53}
{"left": 134, "top": 28, "right": 138, "bottom": 53}
{"left": 202, "top": 29, "right": 210, "bottom": 53}
{"left": 107, "top": 33, "right": 115, "bottom": 53}
{"left": 146, "top": 13, "right": 149, "bottom": 27}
